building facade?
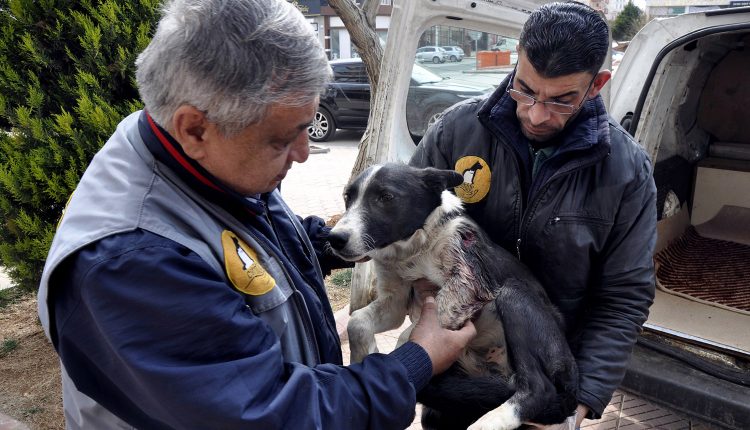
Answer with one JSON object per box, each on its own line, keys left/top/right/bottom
{"left": 645, "top": 0, "right": 744, "bottom": 18}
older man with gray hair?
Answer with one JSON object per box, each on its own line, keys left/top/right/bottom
{"left": 37, "top": 0, "right": 475, "bottom": 428}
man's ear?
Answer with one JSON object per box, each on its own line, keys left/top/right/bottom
{"left": 170, "top": 105, "right": 210, "bottom": 160}
{"left": 588, "top": 70, "right": 612, "bottom": 99}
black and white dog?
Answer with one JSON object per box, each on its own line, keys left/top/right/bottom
{"left": 328, "top": 163, "right": 577, "bottom": 430}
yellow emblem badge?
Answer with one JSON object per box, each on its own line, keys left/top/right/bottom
{"left": 454, "top": 156, "right": 491, "bottom": 203}
{"left": 222, "top": 230, "right": 276, "bottom": 296}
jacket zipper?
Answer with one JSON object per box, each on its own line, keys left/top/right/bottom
{"left": 516, "top": 156, "right": 606, "bottom": 260}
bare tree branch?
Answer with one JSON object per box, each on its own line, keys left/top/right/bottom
{"left": 325, "top": 0, "right": 389, "bottom": 314}
{"left": 327, "top": 0, "right": 383, "bottom": 97}
{"left": 361, "top": 0, "right": 380, "bottom": 29}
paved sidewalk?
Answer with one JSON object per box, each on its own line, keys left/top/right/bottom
{"left": 0, "top": 268, "right": 11, "bottom": 291}
{"left": 280, "top": 130, "right": 361, "bottom": 219}
{"left": 280, "top": 132, "right": 708, "bottom": 430}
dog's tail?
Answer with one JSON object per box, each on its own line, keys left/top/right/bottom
{"left": 417, "top": 366, "right": 514, "bottom": 418}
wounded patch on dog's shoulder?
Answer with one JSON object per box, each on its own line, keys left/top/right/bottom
{"left": 460, "top": 228, "right": 477, "bottom": 247}
{"left": 222, "top": 230, "right": 276, "bottom": 296}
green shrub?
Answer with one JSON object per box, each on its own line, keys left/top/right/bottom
{"left": 611, "top": 2, "right": 646, "bottom": 41}
{"left": 330, "top": 268, "right": 352, "bottom": 288}
{"left": 0, "top": 337, "right": 18, "bottom": 356}
{"left": 0, "top": 0, "right": 161, "bottom": 290}
{"left": 0, "top": 285, "right": 26, "bottom": 309}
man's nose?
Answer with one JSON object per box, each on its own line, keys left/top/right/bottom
{"left": 290, "top": 133, "right": 310, "bottom": 163}
{"left": 528, "top": 101, "right": 551, "bottom": 125}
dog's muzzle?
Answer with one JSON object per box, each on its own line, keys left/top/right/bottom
{"left": 328, "top": 230, "right": 350, "bottom": 252}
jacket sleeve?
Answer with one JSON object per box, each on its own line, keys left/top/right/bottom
{"left": 575, "top": 152, "right": 657, "bottom": 417}
{"left": 300, "top": 214, "right": 354, "bottom": 277}
{"left": 50, "top": 231, "right": 431, "bottom": 430}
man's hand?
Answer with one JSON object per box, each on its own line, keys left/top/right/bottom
{"left": 409, "top": 295, "right": 476, "bottom": 375}
{"left": 412, "top": 278, "right": 439, "bottom": 306}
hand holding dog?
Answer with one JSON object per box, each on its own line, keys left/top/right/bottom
{"left": 409, "top": 295, "right": 476, "bottom": 375}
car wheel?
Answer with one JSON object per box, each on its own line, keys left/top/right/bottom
{"left": 620, "top": 113, "right": 634, "bottom": 136}
{"left": 432, "top": 56, "right": 440, "bottom": 64}
{"left": 308, "top": 107, "right": 336, "bottom": 142}
{"left": 450, "top": 55, "right": 457, "bottom": 62}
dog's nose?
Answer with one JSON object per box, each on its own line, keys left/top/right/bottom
{"left": 328, "top": 230, "right": 350, "bottom": 251}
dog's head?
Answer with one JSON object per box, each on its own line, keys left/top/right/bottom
{"left": 328, "top": 163, "right": 463, "bottom": 261}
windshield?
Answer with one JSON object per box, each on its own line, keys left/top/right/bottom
{"left": 411, "top": 63, "right": 443, "bottom": 84}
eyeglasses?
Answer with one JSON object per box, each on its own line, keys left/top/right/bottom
{"left": 505, "top": 69, "right": 597, "bottom": 115}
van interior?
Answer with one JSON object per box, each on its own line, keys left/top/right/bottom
{"left": 636, "top": 29, "right": 750, "bottom": 370}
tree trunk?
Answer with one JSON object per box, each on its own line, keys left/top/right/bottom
{"left": 326, "top": 0, "right": 390, "bottom": 313}
{"left": 326, "top": 0, "right": 384, "bottom": 180}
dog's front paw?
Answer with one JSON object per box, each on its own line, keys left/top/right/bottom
{"left": 349, "top": 340, "right": 379, "bottom": 363}
{"left": 348, "top": 310, "right": 380, "bottom": 363}
{"left": 467, "top": 403, "right": 521, "bottom": 430}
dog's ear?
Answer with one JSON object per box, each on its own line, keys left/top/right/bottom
{"left": 422, "top": 167, "right": 464, "bottom": 192}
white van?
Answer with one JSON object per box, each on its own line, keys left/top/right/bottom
{"left": 366, "top": 1, "right": 750, "bottom": 428}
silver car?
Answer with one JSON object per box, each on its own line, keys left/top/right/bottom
{"left": 415, "top": 46, "right": 448, "bottom": 64}
{"left": 440, "top": 45, "right": 464, "bottom": 62}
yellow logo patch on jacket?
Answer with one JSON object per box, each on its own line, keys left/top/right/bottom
{"left": 222, "top": 230, "right": 276, "bottom": 296}
{"left": 454, "top": 156, "right": 491, "bottom": 203}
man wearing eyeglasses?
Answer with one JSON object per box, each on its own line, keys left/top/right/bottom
{"left": 410, "top": 1, "right": 657, "bottom": 428}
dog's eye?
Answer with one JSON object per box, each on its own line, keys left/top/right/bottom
{"left": 378, "top": 192, "right": 394, "bottom": 203}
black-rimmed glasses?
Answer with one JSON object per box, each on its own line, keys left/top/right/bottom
{"left": 505, "top": 69, "right": 597, "bottom": 115}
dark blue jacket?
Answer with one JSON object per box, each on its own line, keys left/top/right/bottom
{"left": 47, "top": 112, "right": 432, "bottom": 429}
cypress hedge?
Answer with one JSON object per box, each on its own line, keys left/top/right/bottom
{"left": 0, "top": 0, "right": 160, "bottom": 290}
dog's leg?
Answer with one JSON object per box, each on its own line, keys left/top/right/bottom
{"left": 431, "top": 226, "right": 496, "bottom": 330}
{"left": 395, "top": 322, "right": 415, "bottom": 348}
{"left": 347, "top": 271, "right": 411, "bottom": 363}
{"left": 435, "top": 260, "right": 494, "bottom": 330}
{"left": 469, "top": 279, "right": 577, "bottom": 430}
{"left": 466, "top": 401, "right": 522, "bottom": 430}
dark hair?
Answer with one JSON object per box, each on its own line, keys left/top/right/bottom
{"left": 519, "top": 1, "right": 609, "bottom": 77}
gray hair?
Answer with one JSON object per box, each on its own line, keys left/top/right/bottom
{"left": 136, "top": 0, "right": 331, "bottom": 136}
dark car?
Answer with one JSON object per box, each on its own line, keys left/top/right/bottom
{"left": 308, "top": 58, "right": 492, "bottom": 142}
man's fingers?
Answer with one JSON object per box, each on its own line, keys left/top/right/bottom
{"left": 413, "top": 279, "right": 439, "bottom": 305}
{"left": 418, "top": 296, "right": 438, "bottom": 322}
{"left": 457, "top": 319, "right": 477, "bottom": 339}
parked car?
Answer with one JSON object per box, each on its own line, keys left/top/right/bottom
{"left": 440, "top": 45, "right": 465, "bottom": 62}
{"left": 370, "top": 1, "right": 750, "bottom": 428}
{"left": 308, "top": 58, "right": 492, "bottom": 142}
{"left": 490, "top": 37, "right": 519, "bottom": 52}
{"left": 415, "top": 46, "right": 448, "bottom": 64}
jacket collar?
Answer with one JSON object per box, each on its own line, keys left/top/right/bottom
{"left": 137, "top": 111, "right": 266, "bottom": 217}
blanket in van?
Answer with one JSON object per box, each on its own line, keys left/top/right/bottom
{"left": 655, "top": 225, "right": 750, "bottom": 315}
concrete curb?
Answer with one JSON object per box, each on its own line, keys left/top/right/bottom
{"left": 309, "top": 145, "right": 330, "bottom": 154}
{"left": 0, "top": 412, "right": 29, "bottom": 430}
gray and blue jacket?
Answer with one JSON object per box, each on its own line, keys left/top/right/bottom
{"left": 410, "top": 75, "right": 657, "bottom": 418}
{"left": 38, "top": 111, "right": 432, "bottom": 429}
